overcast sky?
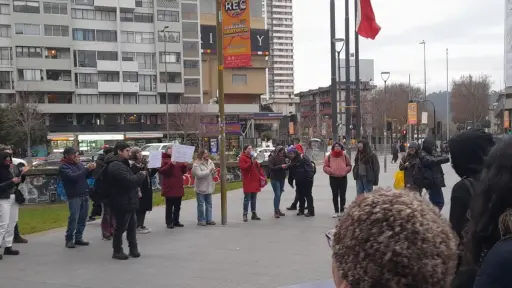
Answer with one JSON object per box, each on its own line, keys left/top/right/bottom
{"left": 293, "top": 0, "right": 504, "bottom": 94}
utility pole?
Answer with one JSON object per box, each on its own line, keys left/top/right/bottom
{"left": 408, "top": 74, "right": 412, "bottom": 142}
{"left": 344, "top": 0, "right": 351, "bottom": 157}
{"left": 446, "top": 48, "right": 450, "bottom": 140}
{"left": 354, "top": 0, "right": 361, "bottom": 140}
{"left": 216, "top": 0, "right": 227, "bottom": 225}
{"left": 329, "top": 0, "right": 338, "bottom": 142}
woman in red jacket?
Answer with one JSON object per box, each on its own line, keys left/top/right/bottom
{"left": 159, "top": 145, "right": 188, "bottom": 229}
{"left": 238, "top": 145, "right": 262, "bottom": 222}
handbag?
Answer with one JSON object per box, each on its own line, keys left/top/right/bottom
{"left": 14, "top": 189, "right": 26, "bottom": 204}
{"left": 393, "top": 170, "right": 405, "bottom": 190}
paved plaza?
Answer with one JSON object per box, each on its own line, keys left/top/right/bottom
{"left": 0, "top": 156, "right": 458, "bottom": 288}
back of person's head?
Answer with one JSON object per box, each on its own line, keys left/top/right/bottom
{"left": 332, "top": 188, "right": 458, "bottom": 288}
{"left": 103, "top": 147, "right": 114, "bottom": 155}
{"left": 113, "top": 141, "right": 130, "bottom": 155}
{"left": 448, "top": 129, "right": 494, "bottom": 179}
{"left": 499, "top": 209, "right": 512, "bottom": 238}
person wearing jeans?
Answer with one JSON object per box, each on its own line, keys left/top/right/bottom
{"left": 192, "top": 148, "right": 216, "bottom": 226}
{"left": 239, "top": 145, "right": 262, "bottom": 222}
{"left": 418, "top": 138, "right": 449, "bottom": 211}
{"left": 268, "top": 146, "right": 287, "bottom": 218}
{"left": 353, "top": 140, "right": 380, "bottom": 196}
{"left": 58, "top": 147, "right": 96, "bottom": 249}
{"left": 323, "top": 142, "right": 352, "bottom": 217}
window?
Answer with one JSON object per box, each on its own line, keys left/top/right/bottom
{"left": 184, "top": 78, "right": 200, "bottom": 93}
{"left": 44, "top": 25, "right": 69, "bottom": 37}
{"left": 135, "top": 0, "right": 153, "bottom": 8}
{"left": 71, "top": 9, "right": 115, "bottom": 20}
{"left": 157, "top": 10, "right": 178, "bottom": 22}
{"left": 0, "top": 4, "right": 10, "bottom": 14}
{"left": 184, "top": 60, "right": 199, "bottom": 68}
{"left": 138, "top": 95, "right": 157, "bottom": 104}
{"left": 98, "top": 94, "right": 120, "bottom": 104}
{"left": 97, "top": 51, "right": 117, "bottom": 61}
{"left": 74, "top": 50, "right": 97, "bottom": 67}
{"left": 75, "top": 94, "right": 98, "bottom": 104}
{"left": 138, "top": 75, "right": 155, "bottom": 91}
{"left": 121, "top": 52, "right": 135, "bottom": 61}
{"left": 120, "top": 12, "right": 133, "bottom": 21}
{"left": 136, "top": 53, "right": 156, "bottom": 69}
{"left": 123, "top": 72, "right": 137, "bottom": 82}
{"left": 0, "top": 72, "right": 12, "bottom": 89}
{"left": 72, "top": 28, "right": 95, "bottom": 41}
{"left": 47, "top": 93, "right": 72, "bottom": 103}
{"left": 18, "top": 69, "right": 43, "bottom": 81}
{"left": 181, "top": 2, "right": 197, "bottom": 20}
{"left": 121, "top": 31, "right": 153, "bottom": 43}
{"left": 14, "top": 24, "right": 40, "bottom": 36}
{"left": 158, "top": 31, "right": 180, "bottom": 43}
{"left": 0, "top": 48, "right": 11, "bottom": 65}
{"left": 123, "top": 94, "right": 137, "bottom": 104}
{"left": 43, "top": 2, "right": 67, "bottom": 14}
{"left": 75, "top": 73, "right": 98, "bottom": 88}
{"left": 182, "top": 22, "right": 198, "bottom": 39}
{"left": 159, "top": 52, "right": 180, "bottom": 63}
{"left": 0, "top": 25, "right": 11, "bottom": 38}
{"left": 98, "top": 72, "right": 119, "bottom": 82}
{"left": 183, "top": 41, "right": 198, "bottom": 57}
{"left": 232, "top": 74, "right": 247, "bottom": 84}
{"left": 73, "top": 0, "right": 94, "bottom": 6}
{"left": 0, "top": 94, "right": 15, "bottom": 104}
{"left": 159, "top": 72, "right": 181, "bottom": 83}
{"left": 46, "top": 47, "right": 70, "bottom": 59}
{"left": 121, "top": 12, "right": 153, "bottom": 23}
{"left": 96, "top": 30, "right": 116, "bottom": 42}
{"left": 13, "top": 0, "right": 40, "bottom": 13}
{"left": 16, "top": 46, "right": 42, "bottom": 58}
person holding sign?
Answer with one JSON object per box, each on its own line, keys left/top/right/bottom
{"left": 159, "top": 145, "right": 188, "bottom": 229}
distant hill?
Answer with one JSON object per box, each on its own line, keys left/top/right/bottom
{"left": 425, "top": 90, "right": 498, "bottom": 123}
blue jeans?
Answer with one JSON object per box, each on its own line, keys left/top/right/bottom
{"left": 270, "top": 179, "right": 285, "bottom": 211}
{"left": 356, "top": 177, "right": 374, "bottom": 195}
{"left": 65, "top": 195, "right": 89, "bottom": 243}
{"left": 243, "top": 193, "right": 257, "bottom": 214}
{"left": 428, "top": 186, "right": 444, "bottom": 211}
{"left": 196, "top": 193, "right": 213, "bottom": 223}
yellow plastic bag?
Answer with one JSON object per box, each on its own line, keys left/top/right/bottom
{"left": 393, "top": 170, "right": 405, "bottom": 190}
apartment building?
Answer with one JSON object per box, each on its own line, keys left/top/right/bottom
{"left": 264, "top": 0, "right": 294, "bottom": 111}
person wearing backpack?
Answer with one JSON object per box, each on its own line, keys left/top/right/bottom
{"left": 399, "top": 141, "right": 420, "bottom": 193}
{"left": 353, "top": 139, "right": 380, "bottom": 195}
{"left": 323, "top": 142, "right": 352, "bottom": 217}
{"left": 418, "top": 138, "right": 449, "bottom": 211}
{"left": 287, "top": 145, "right": 315, "bottom": 217}
{"left": 93, "top": 146, "right": 115, "bottom": 240}
{"left": 267, "top": 146, "right": 288, "bottom": 219}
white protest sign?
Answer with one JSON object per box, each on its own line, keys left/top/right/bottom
{"left": 147, "top": 151, "right": 163, "bottom": 168}
{"left": 170, "top": 144, "right": 195, "bottom": 163}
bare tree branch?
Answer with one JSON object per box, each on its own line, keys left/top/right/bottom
{"left": 451, "top": 74, "right": 490, "bottom": 125}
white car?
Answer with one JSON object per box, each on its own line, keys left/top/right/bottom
{"left": 140, "top": 143, "right": 173, "bottom": 156}
{"left": 13, "top": 158, "right": 27, "bottom": 169}
{"left": 255, "top": 147, "right": 273, "bottom": 161}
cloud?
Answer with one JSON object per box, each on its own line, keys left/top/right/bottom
{"left": 293, "top": 0, "right": 505, "bottom": 94}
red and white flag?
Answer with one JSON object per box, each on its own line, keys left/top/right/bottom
{"left": 356, "top": 0, "right": 381, "bottom": 40}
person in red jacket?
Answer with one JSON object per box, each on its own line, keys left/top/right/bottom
{"left": 159, "top": 145, "right": 188, "bottom": 229}
{"left": 238, "top": 145, "right": 262, "bottom": 222}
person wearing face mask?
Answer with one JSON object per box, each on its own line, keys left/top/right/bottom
{"left": 159, "top": 145, "right": 188, "bottom": 229}
{"left": 0, "top": 151, "right": 23, "bottom": 259}
{"left": 398, "top": 141, "right": 420, "bottom": 193}
{"left": 323, "top": 142, "right": 352, "bottom": 217}
{"left": 238, "top": 145, "right": 262, "bottom": 222}
{"left": 191, "top": 148, "right": 217, "bottom": 226}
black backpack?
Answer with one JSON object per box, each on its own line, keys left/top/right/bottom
{"left": 93, "top": 163, "right": 111, "bottom": 200}
{"left": 302, "top": 156, "right": 316, "bottom": 179}
{"left": 412, "top": 158, "right": 432, "bottom": 189}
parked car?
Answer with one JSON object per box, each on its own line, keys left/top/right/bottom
{"left": 12, "top": 158, "right": 27, "bottom": 169}
{"left": 140, "top": 143, "right": 173, "bottom": 156}
{"left": 31, "top": 152, "right": 93, "bottom": 168}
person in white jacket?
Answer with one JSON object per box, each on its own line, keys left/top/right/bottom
{"left": 191, "top": 148, "right": 217, "bottom": 226}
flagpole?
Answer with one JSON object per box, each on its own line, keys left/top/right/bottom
{"left": 446, "top": 48, "right": 450, "bottom": 140}
{"left": 344, "top": 0, "right": 351, "bottom": 157}
{"left": 354, "top": 0, "right": 361, "bottom": 140}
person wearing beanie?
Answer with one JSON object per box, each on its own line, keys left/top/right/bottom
{"left": 287, "top": 145, "right": 316, "bottom": 217}
{"left": 398, "top": 141, "right": 421, "bottom": 193}
{"left": 285, "top": 144, "right": 314, "bottom": 211}
{"left": 323, "top": 142, "right": 352, "bottom": 217}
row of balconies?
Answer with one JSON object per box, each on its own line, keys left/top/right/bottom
{"left": 48, "top": 123, "right": 162, "bottom": 133}
{"left": 5, "top": 81, "right": 183, "bottom": 93}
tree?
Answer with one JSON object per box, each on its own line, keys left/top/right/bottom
{"left": 451, "top": 74, "right": 490, "bottom": 125}
{"left": 0, "top": 95, "right": 47, "bottom": 156}
{"left": 166, "top": 103, "right": 202, "bottom": 145}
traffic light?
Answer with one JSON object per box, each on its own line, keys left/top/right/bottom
{"left": 436, "top": 121, "right": 442, "bottom": 135}
{"left": 402, "top": 129, "right": 407, "bottom": 135}
{"left": 386, "top": 121, "right": 392, "bottom": 131}
{"left": 400, "top": 129, "right": 407, "bottom": 141}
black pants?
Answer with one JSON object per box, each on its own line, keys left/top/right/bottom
{"left": 136, "top": 211, "right": 146, "bottom": 228}
{"left": 112, "top": 210, "right": 137, "bottom": 253}
{"left": 290, "top": 179, "right": 314, "bottom": 208}
{"left": 297, "top": 180, "right": 314, "bottom": 213}
{"left": 90, "top": 201, "right": 102, "bottom": 218}
{"left": 165, "top": 197, "right": 182, "bottom": 225}
{"left": 330, "top": 176, "right": 348, "bottom": 213}
{"left": 14, "top": 223, "right": 21, "bottom": 238}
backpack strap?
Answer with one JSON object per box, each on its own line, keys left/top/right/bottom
{"left": 462, "top": 177, "right": 474, "bottom": 221}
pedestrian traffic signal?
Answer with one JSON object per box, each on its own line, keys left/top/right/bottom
{"left": 386, "top": 121, "right": 392, "bottom": 131}
{"left": 402, "top": 129, "right": 407, "bottom": 135}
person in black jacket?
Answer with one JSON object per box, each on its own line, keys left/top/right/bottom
{"left": 105, "top": 142, "right": 146, "bottom": 260}
{"left": 287, "top": 145, "right": 315, "bottom": 217}
{"left": 94, "top": 147, "right": 115, "bottom": 240}
{"left": 268, "top": 146, "right": 288, "bottom": 218}
{"left": 418, "top": 138, "right": 450, "bottom": 211}
{"left": 353, "top": 139, "right": 380, "bottom": 195}
{"left": 0, "top": 151, "right": 22, "bottom": 259}
{"left": 399, "top": 141, "right": 420, "bottom": 193}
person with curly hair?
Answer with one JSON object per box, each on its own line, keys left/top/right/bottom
{"left": 353, "top": 139, "right": 380, "bottom": 195}
{"left": 329, "top": 188, "right": 458, "bottom": 288}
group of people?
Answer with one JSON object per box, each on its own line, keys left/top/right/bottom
{"left": 329, "top": 129, "right": 512, "bottom": 287}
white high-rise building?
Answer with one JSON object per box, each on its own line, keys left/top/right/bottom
{"left": 262, "top": 0, "right": 296, "bottom": 113}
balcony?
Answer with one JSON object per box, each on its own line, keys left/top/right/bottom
{"left": 121, "top": 61, "right": 138, "bottom": 72}
{"left": 94, "top": 0, "right": 117, "bottom": 9}
{"left": 122, "top": 82, "right": 139, "bottom": 93}
{"left": 98, "top": 81, "right": 122, "bottom": 92}
{"left": 118, "top": 0, "right": 135, "bottom": 10}
{"left": 97, "top": 60, "right": 120, "bottom": 71}
{"left": 16, "top": 81, "right": 74, "bottom": 92}
{"left": 48, "top": 123, "right": 163, "bottom": 133}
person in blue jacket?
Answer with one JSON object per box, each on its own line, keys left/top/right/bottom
{"left": 58, "top": 147, "right": 96, "bottom": 249}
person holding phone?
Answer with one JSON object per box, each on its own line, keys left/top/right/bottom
{"left": 268, "top": 146, "right": 288, "bottom": 218}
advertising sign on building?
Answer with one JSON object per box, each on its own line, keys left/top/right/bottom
{"left": 407, "top": 102, "right": 418, "bottom": 124}
{"left": 504, "top": 110, "right": 510, "bottom": 129}
{"left": 222, "top": 0, "right": 252, "bottom": 68}
{"left": 200, "top": 26, "right": 269, "bottom": 54}
{"left": 421, "top": 112, "right": 428, "bottom": 124}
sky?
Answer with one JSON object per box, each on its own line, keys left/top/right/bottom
{"left": 293, "top": 0, "right": 505, "bottom": 94}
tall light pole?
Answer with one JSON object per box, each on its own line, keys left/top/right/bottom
{"left": 381, "top": 71, "right": 390, "bottom": 173}
{"left": 329, "top": 0, "right": 338, "bottom": 142}
{"left": 446, "top": 48, "right": 450, "bottom": 140}
{"left": 333, "top": 38, "right": 345, "bottom": 141}
{"left": 419, "top": 40, "right": 427, "bottom": 100}
{"left": 160, "top": 25, "right": 170, "bottom": 141}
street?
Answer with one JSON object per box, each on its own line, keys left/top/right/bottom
{"left": 0, "top": 156, "right": 457, "bottom": 288}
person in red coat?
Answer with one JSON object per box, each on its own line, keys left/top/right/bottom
{"left": 159, "top": 145, "right": 188, "bottom": 229}
{"left": 238, "top": 145, "right": 262, "bottom": 222}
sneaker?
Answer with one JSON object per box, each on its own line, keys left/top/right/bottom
{"left": 4, "top": 247, "right": 20, "bottom": 255}
{"left": 297, "top": 211, "right": 305, "bottom": 216}
{"left": 243, "top": 214, "right": 248, "bottom": 222}
{"left": 65, "top": 242, "right": 76, "bottom": 249}
{"left": 197, "top": 221, "right": 207, "bottom": 226}
{"left": 332, "top": 213, "right": 339, "bottom": 218}
{"left": 173, "top": 222, "right": 184, "bottom": 228}
{"left": 129, "top": 246, "right": 141, "bottom": 258}
{"left": 74, "top": 239, "right": 90, "bottom": 246}
{"left": 278, "top": 210, "right": 285, "bottom": 216}
{"left": 305, "top": 211, "right": 315, "bottom": 217}
{"left": 286, "top": 206, "right": 297, "bottom": 211}
{"left": 167, "top": 224, "right": 175, "bottom": 229}
{"left": 137, "top": 227, "right": 151, "bottom": 234}
{"left": 251, "top": 212, "right": 261, "bottom": 220}
{"left": 102, "top": 236, "right": 112, "bottom": 241}
{"left": 112, "top": 251, "right": 129, "bottom": 260}
{"left": 13, "top": 236, "right": 28, "bottom": 244}
{"left": 87, "top": 217, "right": 96, "bottom": 222}
{"left": 207, "top": 221, "right": 216, "bottom": 226}
{"left": 274, "top": 212, "right": 280, "bottom": 219}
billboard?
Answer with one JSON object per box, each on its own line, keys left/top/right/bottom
{"left": 505, "top": 110, "right": 510, "bottom": 129}
{"left": 200, "top": 25, "right": 269, "bottom": 55}
{"left": 407, "top": 102, "right": 417, "bottom": 124}
{"left": 222, "top": 0, "right": 251, "bottom": 68}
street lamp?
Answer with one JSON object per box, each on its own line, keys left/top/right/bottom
{"left": 159, "top": 25, "right": 170, "bottom": 141}
{"left": 419, "top": 40, "right": 427, "bottom": 100}
{"left": 333, "top": 38, "right": 345, "bottom": 141}
{"left": 381, "top": 71, "right": 390, "bottom": 173}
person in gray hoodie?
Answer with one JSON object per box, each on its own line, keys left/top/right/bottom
{"left": 191, "top": 148, "right": 216, "bottom": 226}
